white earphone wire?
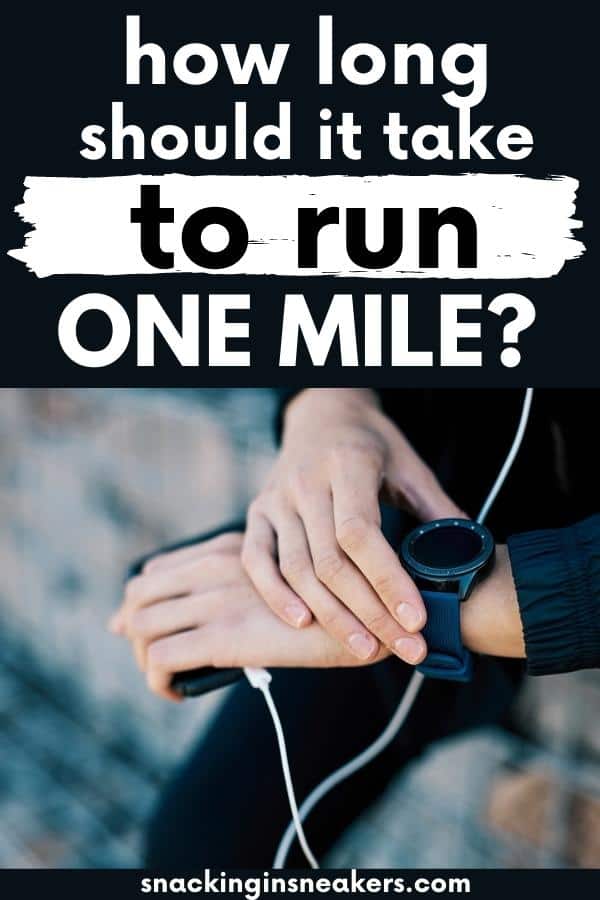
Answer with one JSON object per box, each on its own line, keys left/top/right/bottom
{"left": 247, "top": 388, "right": 534, "bottom": 869}
{"left": 243, "top": 666, "right": 319, "bottom": 868}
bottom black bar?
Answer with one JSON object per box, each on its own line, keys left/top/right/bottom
{"left": 0, "top": 868, "right": 597, "bottom": 899}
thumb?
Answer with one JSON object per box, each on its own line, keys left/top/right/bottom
{"left": 383, "top": 430, "right": 467, "bottom": 523}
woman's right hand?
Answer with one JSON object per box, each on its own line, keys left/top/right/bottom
{"left": 242, "top": 389, "right": 465, "bottom": 665}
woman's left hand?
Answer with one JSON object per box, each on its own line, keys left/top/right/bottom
{"left": 460, "top": 544, "right": 526, "bottom": 659}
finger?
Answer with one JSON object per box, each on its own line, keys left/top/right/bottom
{"left": 133, "top": 637, "right": 147, "bottom": 672}
{"left": 113, "top": 541, "right": 243, "bottom": 635}
{"left": 242, "top": 508, "right": 311, "bottom": 628}
{"left": 108, "top": 612, "right": 125, "bottom": 634}
{"left": 330, "top": 459, "right": 426, "bottom": 633}
{"left": 145, "top": 665, "right": 183, "bottom": 702}
{"left": 119, "top": 554, "right": 240, "bottom": 625}
{"left": 272, "top": 504, "right": 380, "bottom": 662}
{"left": 127, "top": 590, "right": 229, "bottom": 644}
{"left": 147, "top": 626, "right": 214, "bottom": 676}
{"left": 146, "top": 627, "right": 217, "bottom": 701}
{"left": 130, "top": 588, "right": 238, "bottom": 674}
{"left": 142, "top": 532, "right": 243, "bottom": 574}
{"left": 296, "top": 489, "right": 426, "bottom": 664}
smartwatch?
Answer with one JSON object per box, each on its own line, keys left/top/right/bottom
{"left": 399, "top": 518, "right": 495, "bottom": 682}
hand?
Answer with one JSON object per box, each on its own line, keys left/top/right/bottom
{"left": 109, "top": 532, "right": 389, "bottom": 701}
{"left": 461, "top": 545, "right": 526, "bottom": 658}
{"left": 242, "top": 389, "right": 465, "bottom": 666}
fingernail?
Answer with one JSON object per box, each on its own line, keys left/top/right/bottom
{"left": 285, "top": 604, "right": 310, "bottom": 628}
{"left": 394, "top": 636, "right": 425, "bottom": 664}
{"left": 348, "top": 632, "right": 377, "bottom": 660}
{"left": 396, "top": 602, "right": 425, "bottom": 632}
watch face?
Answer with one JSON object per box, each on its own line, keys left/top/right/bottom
{"left": 400, "top": 518, "right": 494, "bottom": 580}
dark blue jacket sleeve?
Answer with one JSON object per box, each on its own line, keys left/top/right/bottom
{"left": 507, "top": 514, "right": 600, "bottom": 676}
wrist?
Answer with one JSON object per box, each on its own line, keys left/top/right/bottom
{"left": 460, "top": 545, "right": 525, "bottom": 659}
{"left": 282, "top": 389, "right": 380, "bottom": 438}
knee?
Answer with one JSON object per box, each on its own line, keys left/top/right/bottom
{"left": 143, "top": 798, "right": 178, "bottom": 868}
{"left": 143, "top": 790, "right": 205, "bottom": 869}
{"left": 143, "top": 778, "right": 234, "bottom": 869}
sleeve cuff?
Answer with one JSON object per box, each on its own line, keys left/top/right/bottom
{"left": 507, "top": 515, "right": 600, "bottom": 676}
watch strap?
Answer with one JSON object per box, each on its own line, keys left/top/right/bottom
{"left": 416, "top": 589, "right": 472, "bottom": 682}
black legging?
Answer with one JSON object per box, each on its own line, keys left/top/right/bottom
{"left": 141, "top": 514, "right": 522, "bottom": 869}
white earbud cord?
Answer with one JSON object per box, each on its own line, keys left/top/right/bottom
{"left": 245, "top": 388, "right": 534, "bottom": 869}
{"left": 243, "top": 666, "right": 319, "bottom": 868}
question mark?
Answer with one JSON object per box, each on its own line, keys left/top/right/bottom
{"left": 488, "top": 293, "right": 537, "bottom": 367}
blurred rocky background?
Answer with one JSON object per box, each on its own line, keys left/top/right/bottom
{"left": 0, "top": 389, "right": 598, "bottom": 868}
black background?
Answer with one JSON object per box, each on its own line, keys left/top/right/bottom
{"left": 2, "top": 0, "right": 598, "bottom": 386}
